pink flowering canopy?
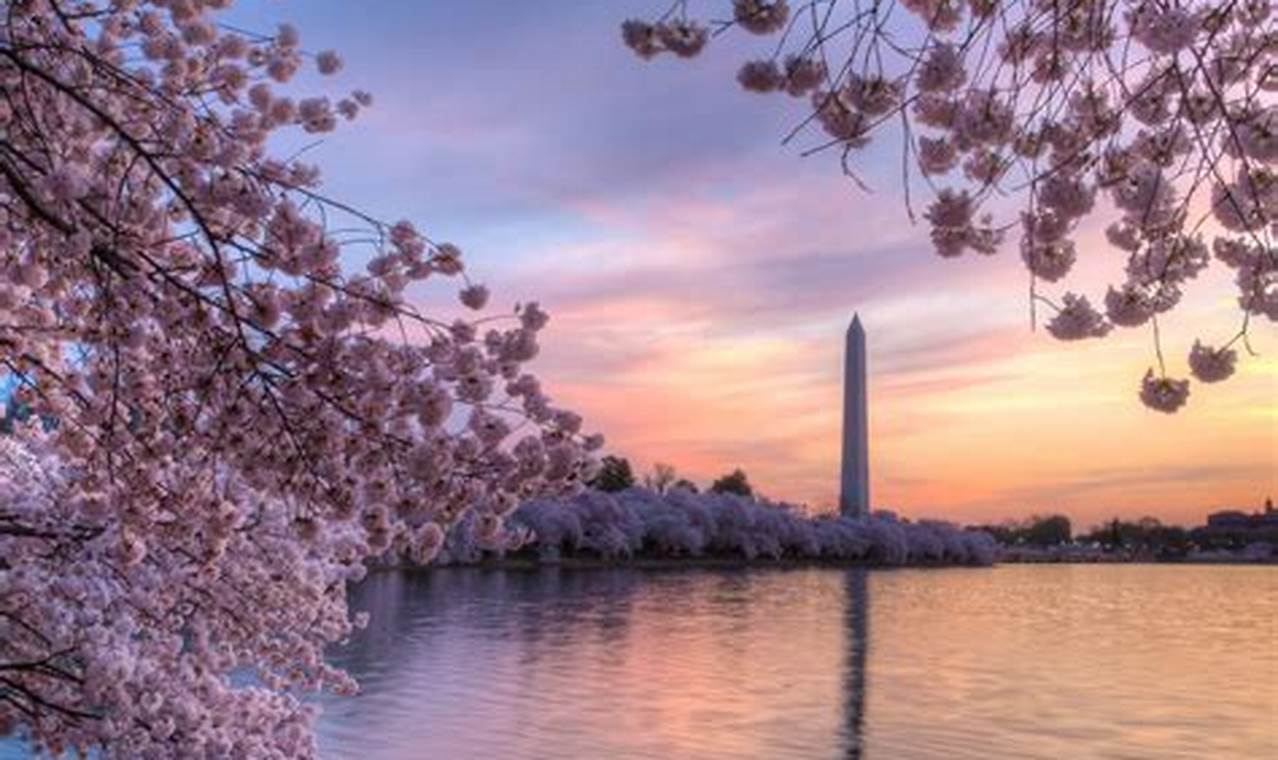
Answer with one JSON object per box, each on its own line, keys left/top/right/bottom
{"left": 622, "top": 0, "right": 1277, "bottom": 412}
{"left": 0, "top": 1, "right": 600, "bottom": 757}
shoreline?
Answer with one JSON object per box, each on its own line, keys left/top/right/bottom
{"left": 388, "top": 555, "right": 983, "bottom": 573}
{"left": 376, "top": 554, "right": 1278, "bottom": 574}
{"left": 1000, "top": 556, "right": 1277, "bottom": 566}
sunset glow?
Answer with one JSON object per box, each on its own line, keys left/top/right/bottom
{"left": 234, "top": 1, "right": 1275, "bottom": 529}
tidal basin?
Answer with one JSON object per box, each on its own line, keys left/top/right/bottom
{"left": 316, "top": 564, "right": 1276, "bottom": 759}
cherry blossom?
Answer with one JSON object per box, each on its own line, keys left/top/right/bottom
{"left": 459, "top": 284, "right": 491, "bottom": 311}
{"left": 435, "top": 487, "right": 999, "bottom": 567}
{"left": 1046, "top": 294, "right": 1112, "bottom": 341}
{"left": 0, "top": 2, "right": 596, "bottom": 757}
{"left": 316, "top": 50, "right": 343, "bottom": 76}
{"left": 738, "top": 59, "right": 784, "bottom": 92}
{"left": 782, "top": 55, "right": 826, "bottom": 96}
{"left": 1188, "top": 341, "right": 1238, "bottom": 383}
{"left": 621, "top": 20, "right": 663, "bottom": 59}
{"left": 620, "top": 0, "right": 1277, "bottom": 412}
{"left": 1104, "top": 285, "right": 1156, "bottom": 328}
{"left": 1139, "top": 370, "right": 1191, "bottom": 414}
{"left": 1021, "top": 238, "right": 1077, "bottom": 283}
{"left": 916, "top": 44, "right": 966, "bottom": 93}
{"left": 733, "top": 0, "right": 791, "bottom": 35}
{"left": 918, "top": 136, "right": 959, "bottom": 176}
{"left": 658, "top": 20, "right": 710, "bottom": 58}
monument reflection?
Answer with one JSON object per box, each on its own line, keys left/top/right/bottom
{"left": 322, "top": 567, "right": 872, "bottom": 759}
{"left": 843, "top": 569, "right": 869, "bottom": 759}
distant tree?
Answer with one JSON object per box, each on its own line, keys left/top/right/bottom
{"left": 968, "top": 521, "right": 1018, "bottom": 545}
{"left": 592, "top": 455, "right": 636, "bottom": 493}
{"left": 1081, "top": 516, "right": 1191, "bottom": 557}
{"left": 976, "top": 515, "right": 1072, "bottom": 546}
{"left": 1082, "top": 517, "right": 1134, "bottom": 548}
{"left": 673, "top": 478, "right": 700, "bottom": 494}
{"left": 644, "top": 462, "right": 678, "bottom": 494}
{"left": 710, "top": 468, "right": 752, "bottom": 497}
{"left": 1151, "top": 525, "right": 1190, "bottom": 558}
{"left": 1024, "top": 514, "right": 1071, "bottom": 546}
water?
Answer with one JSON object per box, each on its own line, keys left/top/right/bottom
{"left": 317, "top": 565, "right": 1277, "bottom": 759}
{"left": 3, "top": 565, "right": 1274, "bottom": 758}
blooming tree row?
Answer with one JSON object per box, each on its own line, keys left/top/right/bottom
{"left": 437, "top": 486, "right": 1000, "bottom": 567}
{"left": 0, "top": 1, "right": 598, "bottom": 757}
{"left": 622, "top": 0, "right": 1276, "bottom": 412}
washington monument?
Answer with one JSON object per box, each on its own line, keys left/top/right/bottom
{"left": 840, "top": 314, "right": 869, "bottom": 517}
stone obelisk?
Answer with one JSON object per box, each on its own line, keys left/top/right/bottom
{"left": 840, "top": 314, "right": 870, "bottom": 517}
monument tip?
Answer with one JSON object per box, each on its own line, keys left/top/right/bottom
{"left": 848, "top": 313, "right": 863, "bottom": 333}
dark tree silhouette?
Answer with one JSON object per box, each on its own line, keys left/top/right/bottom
{"left": 673, "top": 478, "right": 700, "bottom": 494}
{"left": 710, "top": 468, "right": 753, "bottom": 497}
{"left": 1024, "top": 514, "right": 1072, "bottom": 546}
{"left": 592, "top": 455, "right": 636, "bottom": 493}
{"left": 644, "top": 462, "right": 678, "bottom": 494}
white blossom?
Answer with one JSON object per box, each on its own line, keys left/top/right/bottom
{"left": 1046, "top": 293, "right": 1112, "bottom": 340}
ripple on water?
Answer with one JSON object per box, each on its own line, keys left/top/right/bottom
{"left": 313, "top": 564, "right": 1276, "bottom": 759}
{"left": 7, "top": 565, "right": 1270, "bottom": 759}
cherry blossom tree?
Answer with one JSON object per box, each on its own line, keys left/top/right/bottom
{"left": 621, "top": 0, "right": 1276, "bottom": 412}
{"left": 436, "top": 486, "right": 999, "bottom": 566}
{"left": 0, "top": 1, "right": 599, "bottom": 756}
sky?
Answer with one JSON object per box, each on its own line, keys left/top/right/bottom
{"left": 231, "top": 1, "right": 1275, "bottom": 528}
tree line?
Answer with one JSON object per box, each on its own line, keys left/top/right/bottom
{"left": 589, "top": 455, "right": 753, "bottom": 498}
{"left": 973, "top": 511, "right": 1278, "bottom": 557}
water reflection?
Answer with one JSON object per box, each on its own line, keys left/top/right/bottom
{"left": 3, "top": 566, "right": 1273, "bottom": 759}
{"left": 322, "top": 568, "right": 855, "bottom": 759}
{"left": 315, "top": 565, "right": 1276, "bottom": 760}
{"left": 842, "top": 569, "right": 868, "bottom": 759}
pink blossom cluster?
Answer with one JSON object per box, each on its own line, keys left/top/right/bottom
{"left": 434, "top": 487, "right": 999, "bottom": 567}
{"left": 0, "top": 2, "right": 596, "bottom": 757}
{"left": 622, "top": 0, "right": 1277, "bottom": 412}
